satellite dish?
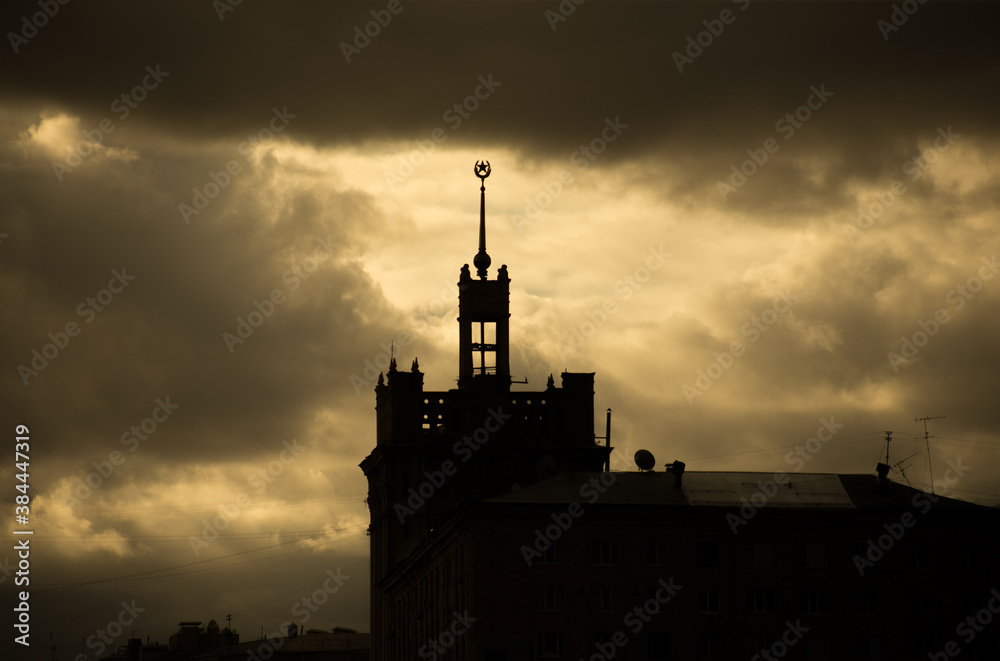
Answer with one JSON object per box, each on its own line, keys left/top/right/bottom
{"left": 634, "top": 449, "right": 656, "bottom": 471}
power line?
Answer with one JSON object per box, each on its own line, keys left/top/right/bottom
{"left": 684, "top": 431, "right": 884, "bottom": 465}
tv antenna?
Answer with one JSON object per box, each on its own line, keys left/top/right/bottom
{"left": 892, "top": 453, "right": 917, "bottom": 487}
{"left": 915, "top": 415, "right": 945, "bottom": 494}
{"left": 878, "top": 431, "right": 915, "bottom": 487}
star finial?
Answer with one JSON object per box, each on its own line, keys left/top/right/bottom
{"left": 474, "top": 160, "right": 491, "bottom": 184}
{"left": 473, "top": 160, "right": 492, "bottom": 279}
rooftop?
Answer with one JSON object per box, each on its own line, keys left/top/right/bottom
{"left": 486, "top": 470, "right": 993, "bottom": 511}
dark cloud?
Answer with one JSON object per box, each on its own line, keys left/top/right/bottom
{"left": 2, "top": 0, "right": 999, "bottom": 653}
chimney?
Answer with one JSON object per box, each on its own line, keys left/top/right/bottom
{"left": 876, "top": 461, "right": 890, "bottom": 488}
{"left": 666, "top": 460, "right": 685, "bottom": 488}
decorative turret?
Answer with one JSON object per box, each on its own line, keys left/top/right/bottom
{"left": 458, "top": 161, "right": 511, "bottom": 391}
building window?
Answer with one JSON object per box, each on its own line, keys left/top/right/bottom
{"left": 592, "top": 587, "right": 620, "bottom": 612}
{"left": 698, "top": 588, "right": 720, "bottom": 614}
{"left": 699, "top": 633, "right": 721, "bottom": 659}
{"left": 593, "top": 633, "right": 621, "bottom": 659}
{"left": 798, "top": 543, "right": 827, "bottom": 569}
{"left": 646, "top": 539, "right": 669, "bottom": 565}
{"left": 854, "top": 635, "right": 878, "bottom": 661}
{"left": 908, "top": 637, "right": 934, "bottom": 659}
{"left": 799, "top": 589, "right": 827, "bottom": 614}
{"left": 696, "top": 540, "right": 719, "bottom": 568}
{"left": 912, "top": 544, "right": 932, "bottom": 570}
{"left": 744, "top": 635, "right": 772, "bottom": 657}
{"left": 910, "top": 593, "right": 934, "bottom": 617}
{"left": 536, "top": 586, "right": 565, "bottom": 612}
{"left": 802, "top": 634, "right": 832, "bottom": 660}
{"left": 746, "top": 588, "right": 774, "bottom": 613}
{"left": 593, "top": 540, "right": 620, "bottom": 565}
{"left": 857, "top": 589, "right": 878, "bottom": 616}
{"left": 539, "top": 539, "right": 564, "bottom": 564}
{"left": 748, "top": 542, "right": 773, "bottom": 567}
{"left": 647, "top": 632, "right": 670, "bottom": 660}
{"left": 537, "top": 633, "right": 564, "bottom": 657}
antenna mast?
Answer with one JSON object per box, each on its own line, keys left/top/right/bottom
{"left": 915, "top": 415, "right": 946, "bottom": 495}
{"left": 876, "top": 430, "right": 893, "bottom": 484}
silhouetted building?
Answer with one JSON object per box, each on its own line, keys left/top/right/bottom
{"left": 108, "top": 625, "right": 368, "bottom": 661}
{"left": 361, "top": 164, "right": 1000, "bottom": 661}
{"left": 99, "top": 620, "right": 238, "bottom": 661}
{"left": 186, "top": 629, "right": 369, "bottom": 661}
{"left": 167, "top": 621, "right": 238, "bottom": 655}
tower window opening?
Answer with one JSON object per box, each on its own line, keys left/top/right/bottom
{"left": 471, "top": 321, "right": 498, "bottom": 375}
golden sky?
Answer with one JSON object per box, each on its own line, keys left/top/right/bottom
{"left": 2, "top": 0, "right": 999, "bottom": 653}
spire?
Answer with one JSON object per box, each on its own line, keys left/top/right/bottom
{"left": 473, "top": 160, "right": 492, "bottom": 279}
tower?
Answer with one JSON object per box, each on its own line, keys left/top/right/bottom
{"left": 360, "top": 163, "right": 611, "bottom": 661}
{"left": 458, "top": 160, "right": 511, "bottom": 391}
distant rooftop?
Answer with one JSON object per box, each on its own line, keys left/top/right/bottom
{"left": 486, "top": 470, "right": 991, "bottom": 511}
